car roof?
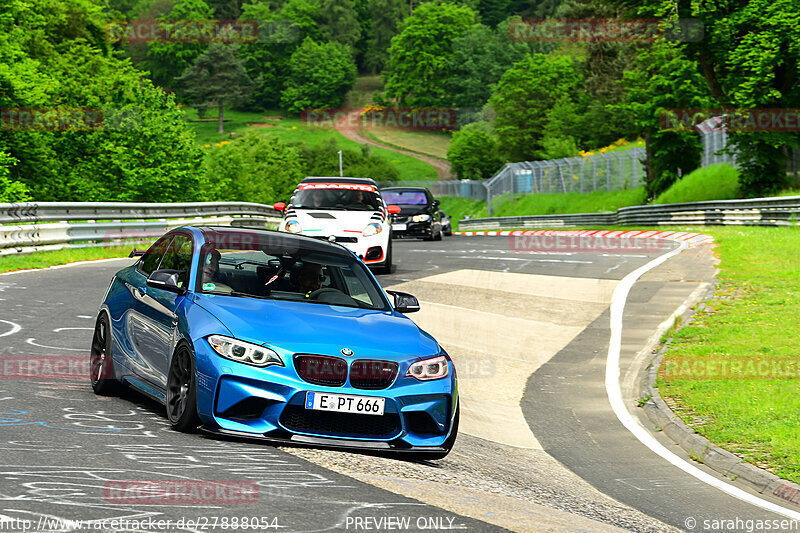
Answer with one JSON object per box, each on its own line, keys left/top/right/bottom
{"left": 380, "top": 187, "right": 430, "bottom": 192}
{"left": 301, "top": 176, "right": 379, "bottom": 186}
{"left": 194, "top": 226, "right": 353, "bottom": 258}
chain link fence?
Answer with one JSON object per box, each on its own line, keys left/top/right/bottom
{"left": 384, "top": 148, "right": 646, "bottom": 215}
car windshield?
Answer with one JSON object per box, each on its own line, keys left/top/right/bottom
{"left": 381, "top": 191, "right": 428, "bottom": 205}
{"left": 198, "top": 239, "right": 388, "bottom": 310}
{"left": 293, "top": 187, "right": 381, "bottom": 211}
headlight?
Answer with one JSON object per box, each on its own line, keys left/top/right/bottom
{"left": 207, "top": 335, "right": 284, "bottom": 367}
{"left": 284, "top": 220, "right": 302, "bottom": 233}
{"left": 411, "top": 214, "right": 431, "bottom": 222}
{"left": 406, "top": 355, "right": 449, "bottom": 381}
{"left": 362, "top": 222, "right": 383, "bottom": 237}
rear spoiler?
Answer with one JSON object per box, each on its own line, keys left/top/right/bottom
{"left": 129, "top": 247, "right": 146, "bottom": 258}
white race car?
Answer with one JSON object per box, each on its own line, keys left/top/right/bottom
{"left": 274, "top": 177, "right": 399, "bottom": 274}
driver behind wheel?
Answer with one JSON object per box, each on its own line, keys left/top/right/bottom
{"left": 295, "top": 262, "right": 325, "bottom": 296}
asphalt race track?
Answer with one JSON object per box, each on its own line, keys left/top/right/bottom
{"left": 0, "top": 235, "right": 796, "bottom": 532}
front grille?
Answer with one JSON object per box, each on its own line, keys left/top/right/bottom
{"left": 349, "top": 359, "right": 398, "bottom": 389}
{"left": 311, "top": 236, "right": 358, "bottom": 243}
{"left": 294, "top": 355, "right": 347, "bottom": 387}
{"left": 279, "top": 405, "right": 400, "bottom": 438}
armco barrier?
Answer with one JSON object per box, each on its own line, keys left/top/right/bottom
{"left": 0, "top": 202, "right": 281, "bottom": 255}
{"left": 458, "top": 195, "right": 800, "bottom": 230}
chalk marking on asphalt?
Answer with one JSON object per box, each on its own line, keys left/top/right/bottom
{"left": 454, "top": 256, "right": 592, "bottom": 264}
{"left": 25, "top": 338, "right": 85, "bottom": 352}
{"left": 606, "top": 242, "right": 800, "bottom": 520}
{"left": 0, "top": 320, "right": 21, "bottom": 338}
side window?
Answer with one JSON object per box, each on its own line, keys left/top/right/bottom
{"left": 159, "top": 234, "right": 193, "bottom": 288}
{"left": 138, "top": 236, "right": 173, "bottom": 277}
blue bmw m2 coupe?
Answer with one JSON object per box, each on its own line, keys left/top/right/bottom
{"left": 91, "top": 226, "right": 458, "bottom": 459}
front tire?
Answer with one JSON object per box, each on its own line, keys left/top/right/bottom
{"left": 90, "top": 313, "right": 119, "bottom": 395}
{"left": 377, "top": 240, "right": 393, "bottom": 275}
{"left": 166, "top": 344, "right": 200, "bottom": 432}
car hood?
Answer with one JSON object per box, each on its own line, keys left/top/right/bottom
{"left": 291, "top": 209, "right": 382, "bottom": 237}
{"left": 193, "top": 294, "right": 439, "bottom": 360}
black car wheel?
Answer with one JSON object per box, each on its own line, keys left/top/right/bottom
{"left": 434, "top": 226, "right": 443, "bottom": 241}
{"left": 166, "top": 343, "right": 200, "bottom": 432}
{"left": 90, "top": 312, "right": 119, "bottom": 395}
{"left": 411, "top": 402, "right": 459, "bottom": 461}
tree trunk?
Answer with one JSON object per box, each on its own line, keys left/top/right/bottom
{"left": 218, "top": 100, "right": 224, "bottom": 134}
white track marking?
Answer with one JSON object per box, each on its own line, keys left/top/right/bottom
{"left": 25, "top": 338, "right": 86, "bottom": 352}
{"left": 0, "top": 320, "right": 21, "bottom": 338}
{"left": 53, "top": 327, "right": 94, "bottom": 333}
{"left": 606, "top": 242, "right": 800, "bottom": 520}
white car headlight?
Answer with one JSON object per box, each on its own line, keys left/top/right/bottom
{"left": 207, "top": 335, "right": 284, "bottom": 367}
{"left": 411, "top": 214, "right": 431, "bottom": 222}
{"left": 362, "top": 222, "right": 383, "bottom": 237}
{"left": 284, "top": 220, "right": 302, "bottom": 233}
{"left": 406, "top": 355, "right": 449, "bottom": 381}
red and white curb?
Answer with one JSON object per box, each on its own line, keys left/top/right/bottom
{"left": 454, "top": 229, "right": 714, "bottom": 248}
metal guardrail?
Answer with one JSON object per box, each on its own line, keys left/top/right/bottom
{"left": 0, "top": 202, "right": 281, "bottom": 255}
{"left": 458, "top": 195, "right": 800, "bottom": 230}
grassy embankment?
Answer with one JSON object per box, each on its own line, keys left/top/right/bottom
{"left": 183, "top": 108, "right": 439, "bottom": 181}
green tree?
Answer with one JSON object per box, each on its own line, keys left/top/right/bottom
{"left": 490, "top": 54, "right": 582, "bottom": 161}
{"left": 203, "top": 134, "right": 305, "bottom": 203}
{"left": 448, "top": 20, "right": 535, "bottom": 112}
{"left": 178, "top": 43, "right": 261, "bottom": 133}
{"left": 617, "top": 40, "right": 713, "bottom": 199}
{"left": 384, "top": 2, "right": 476, "bottom": 107}
{"left": 237, "top": 0, "right": 318, "bottom": 110}
{"left": 0, "top": 153, "right": 30, "bottom": 203}
{"left": 617, "top": 0, "right": 800, "bottom": 196}
{"left": 317, "top": 0, "right": 361, "bottom": 49}
{"left": 447, "top": 122, "right": 504, "bottom": 179}
{"left": 299, "top": 140, "right": 399, "bottom": 182}
{"left": 143, "top": 0, "right": 213, "bottom": 89}
{"left": 364, "top": 0, "right": 406, "bottom": 73}
{"left": 280, "top": 38, "right": 357, "bottom": 114}
{"left": 0, "top": 0, "right": 204, "bottom": 202}
{"left": 477, "top": 0, "right": 510, "bottom": 26}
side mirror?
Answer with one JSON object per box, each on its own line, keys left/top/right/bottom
{"left": 387, "top": 290, "right": 420, "bottom": 313}
{"left": 439, "top": 211, "right": 447, "bottom": 217}
{"left": 273, "top": 202, "right": 286, "bottom": 212}
{"left": 387, "top": 205, "right": 401, "bottom": 214}
{"left": 147, "top": 269, "right": 187, "bottom": 295}
{"left": 432, "top": 199, "right": 440, "bottom": 207}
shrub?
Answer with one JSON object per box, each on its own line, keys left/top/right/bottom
{"left": 447, "top": 122, "right": 504, "bottom": 179}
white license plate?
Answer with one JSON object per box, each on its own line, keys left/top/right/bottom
{"left": 305, "top": 392, "right": 385, "bottom": 416}
{"left": 393, "top": 223, "right": 407, "bottom": 231}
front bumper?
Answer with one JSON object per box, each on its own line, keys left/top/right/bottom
{"left": 391, "top": 218, "right": 433, "bottom": 238}
{"left": 193, "top": 340, "right": 458, "bottom": 449}
{"left": 302, "top": 231, "right": 389, "bottom": 266}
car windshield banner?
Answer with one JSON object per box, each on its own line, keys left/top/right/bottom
{"left": 297, "top": 183, "right": 377, "bottom": 192}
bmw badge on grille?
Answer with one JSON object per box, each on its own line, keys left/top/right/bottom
{"left": 341, "top": 348, "right": 354, "bottom": 356}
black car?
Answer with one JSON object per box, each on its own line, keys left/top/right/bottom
{"left": 380, "top": 187, "right": 449, "bottom": 240}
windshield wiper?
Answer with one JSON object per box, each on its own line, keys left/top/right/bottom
{"left": 204, "top": 290, "right": 269, "bottom": 300}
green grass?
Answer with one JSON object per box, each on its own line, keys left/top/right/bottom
{"left": 0, "top": 245, "right": 138, "bottom": 274}
{"left": 655, "top": 226, "right": 800, "bottom": 482}
{"left": 183, "top": 108, "right": 438, "bottom": 181}
{"left": 440, "top": 188, "right": 647, "bottom": 229}
{"left": 364, "top": 130, "right": 451, "bottom": 160}
{"left": 653, "top": 164, "right": 740, "bottom": 205}
{"left": 345, "top": 75, "right": 382, "bottom": 108}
